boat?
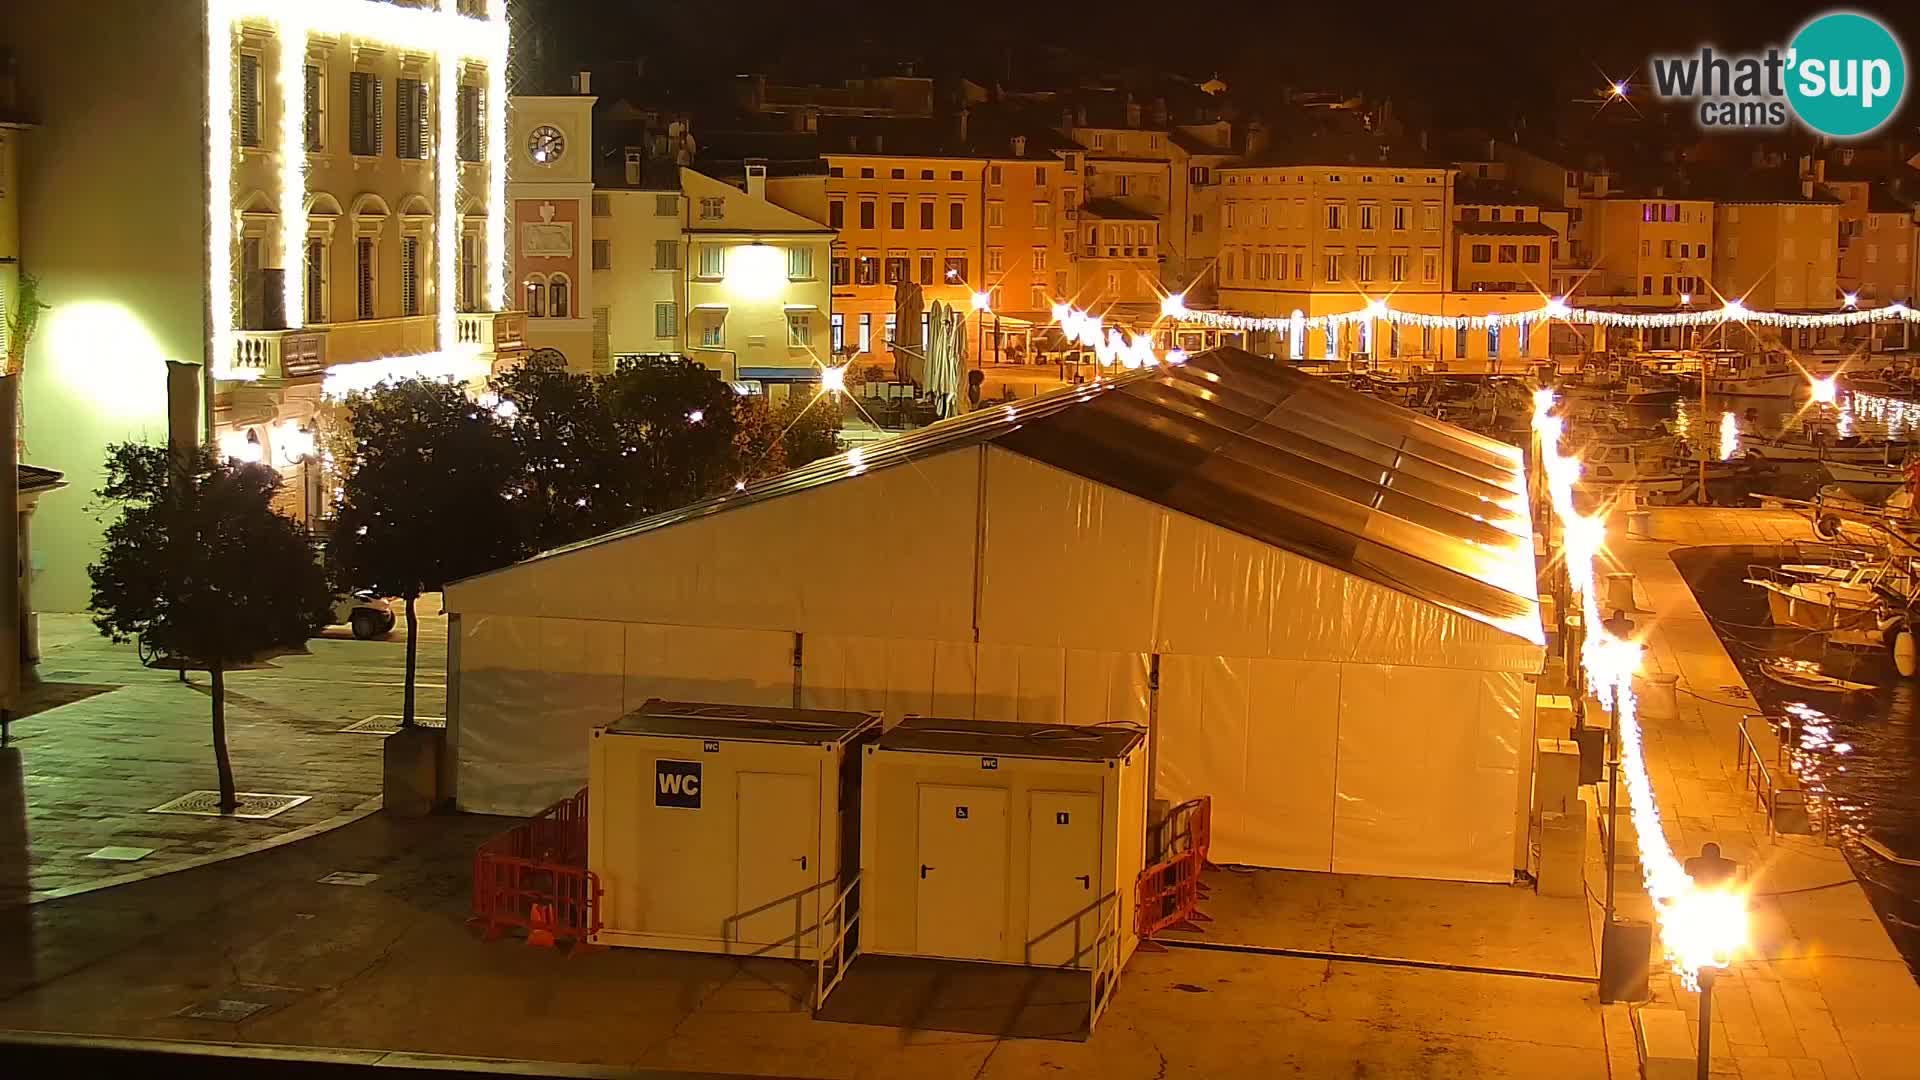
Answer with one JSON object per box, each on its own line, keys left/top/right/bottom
{"left": 1759, "top": 657, "right": 1877, "bottom": 696}
{"left": 1743, "top": 560, "right": 1900, "bottom": 631}
{"left": 1706, "top": 348, "right": 1890, "bottom": 398}
{"left": 1615, "top": 372, "right": 1683, "bottom": 405}
{"left": 1740, "top": 430, "right": 1908, "bottom": 464}
{"left": 1822, "top": 460, "right": 1906, "bottom": 487}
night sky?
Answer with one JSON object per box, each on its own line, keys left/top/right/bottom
{"left": 518, "top": 0, "right": 1920, "bottom": 133}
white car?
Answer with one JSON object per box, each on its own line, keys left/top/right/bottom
{"left": 332, "top": 591, "right": 397, "bottom": 640}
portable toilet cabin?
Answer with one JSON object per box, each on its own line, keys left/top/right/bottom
{"left": 858, "top": 717, "right": 1149, "bottom": 971}
{"left": 588, "top": 699, "right": 881, "bottom": 959}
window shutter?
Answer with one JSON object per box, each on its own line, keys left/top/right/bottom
{"left": 416, "top": 80, "right": 430, "bottom": 160}
{"left": 372, "top": 77, "right": 385, "bottom": 155}
{"left": 592, "top": 307, "right": 611, "bottom": 372}
{"left": 349, "top": 73, "right": 367, "bottom": 154}
{"left": 304, "top": 65, "right": 322, "bottom": 151}
{"left": 396, "top": 82, "right": 414, "bottom": 158}
{"left": 238, "top": 55, "right": 261, "bottom": 147}
{"left": 401, "top": 237, "right": 419, "bottom": 315}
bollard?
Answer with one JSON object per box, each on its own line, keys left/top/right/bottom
{"left": 1600, "top": 918, "right": 1652, "bottom": 1003}
{"left": 1605, "top": 571, "right": 1637, "bottom": 614}
{"left": 1634, "top": 671, "right": 1680, "bottom": 722}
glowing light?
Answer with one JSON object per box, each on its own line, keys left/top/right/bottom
{"left": 1844, "top": 292, "right": 1860, "bottom": 308}
{"left": 1167, "top": 348, "right": 1187, "bottom": 365}
{"left": 1057, "top": 306, "right": 1167, "bottom": 369}
{"left": 486, "top": 0, "right": 510, "bottom": 311}
{"left": 724, "top": 243, "right": 786, "bottom": 300}
{"left": 687, "top": 408, "right": 705, "bottom": 424}
{"left": 1719, "top": 412, "right": 1739, "bottom": 460}
{"left": 1533, "top": 396, "right": 1752, "bottom": 987}
{"left": 1611, "top": 80, "right": 1628, "bottom": 97}
{"left": 320, "top": 349, "right": 491, "bottom": 398}
{"left": 1364, "top": 298, "right": 1389, "bottom": 320}
{"left": 219, "top": 428, "right": 265, "bottom": 464}
{"left": 1809, "top": 376, "right": 1838, "bottom": 405}
{"left": 1722, "top": 298, "right": 1747, "bottom": 318}
{"left": 437, "top": 39, "right": 460, "bottom": 349}
{"left": 44, "top": 302, "right": 175, "bottom": 415}
{"left": 271, "top": 420, "right": 316, "bottom": 465}
{"left": 276, "top": 14, "right": 307, "bottom": 330}
{"left": 1161, "top": 293, "right": 1189, "bottom": 318}
{"left": 1050, "top": 302, "right": 1070, "bottom": 323}
{"left": 1543, "top": 297, "right": 1571, "bottom": 319}
{"left": 734, "top": 480, "right": 746, "bottom": 491}
{"left": 1680, "top": 293, "right": 1692, "bottom": 306}
{"left": 819, "top": 365, "right": 848, "bottom": 395}
{"left": 971, "top": 291, "right": 992, "bottom": 312}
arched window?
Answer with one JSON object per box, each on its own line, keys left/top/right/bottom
{"left": 524, "top": 274, "right": 547, "bottom": 318}
{"left": 548, "top": 274, "right": 571, "bottom": 319}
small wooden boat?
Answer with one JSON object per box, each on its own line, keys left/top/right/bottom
{"left": 1823, "top": 460, "right": 1906, "bottom": 486}
{"left": 1759, "top": 658, "right": 1877, "bottom": 696}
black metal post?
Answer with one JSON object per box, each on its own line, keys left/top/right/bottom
{"left": 1605, "top": 684, "right": 1620, "bottom": 927}
{"left": 1697, "top": 966, "right": 1717, "bottom": 1080}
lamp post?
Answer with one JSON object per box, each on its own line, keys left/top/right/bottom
{"left": 971, "top": 290, "right": 991, "bottom": 375}
{"left": 1697, "top": 965, "right": 1719, "bottom": 1080}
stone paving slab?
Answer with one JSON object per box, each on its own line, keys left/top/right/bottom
{"left": 1574, "top": 506, "right": 1920, "bottom": 1079}
{"left": 2, "top": 607, "right": 446, "bottom": 904}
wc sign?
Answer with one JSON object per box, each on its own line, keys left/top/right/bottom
{"left": 655, "top": 760, "right": 702, "bottom": 808}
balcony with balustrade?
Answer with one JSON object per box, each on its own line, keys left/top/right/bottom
{"left": 227, "top": 310, "right": 528, "bottom": 381}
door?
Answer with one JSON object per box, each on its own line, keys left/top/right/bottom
{"left": 734, "top": 771, "right": 817, "bottom": 953}
{"left": 241, "top": 237, "right": 265, "bottom": 329}
{"left": 1026, "top": 792, "right": 1102, "bottom": 967}
{"left": 915, "top": 784, "right": 1008, "bottom": 961}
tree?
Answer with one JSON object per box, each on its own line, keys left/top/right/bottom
{"left": 732, "top": 392, "right": 846, "bottom": 483}
{"left": 602, "top": 355, "right": 745, "bottom": 511}
{"left": 489, "top": 355, "right": 635, "bottom": 552}
{"left": 88, "top": 443, "right": 332, "bottom": 809}
{"left": 330, "top": 378, "right": 522, "bottom": 728}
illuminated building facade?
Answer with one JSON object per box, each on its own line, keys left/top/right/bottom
{"left": 2, "top": 0, "right": 518, "bottom": 610}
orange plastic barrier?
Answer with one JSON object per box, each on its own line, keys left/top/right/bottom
{"left": 1134, "top": 848, "right": 1210, "bottom": 948}
{"left": 471, "top": 788, "right": 602, "bottom": 951}
{"left": 1156, "top": 795, "right": 1213, "bottom": 867}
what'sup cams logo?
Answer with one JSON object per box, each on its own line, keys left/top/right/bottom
{"left": 1650, "top": 11, "right": 1907, "bottom": 138}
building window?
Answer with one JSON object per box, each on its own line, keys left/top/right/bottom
{"left": 987, "top": 201, "right": 1004, "bottom": 227}
{"left": 1486, "top": 324, "right": 1501, "bottom": 357}
{"left": 356, "top": 237, "right": 376, "bottom": 319}
{"left": 788, "top": 312, "right": 811, "bottom": 347}
{"left": 890, "top": 201, "right": 906, "bottom": 229}
{"left": 304, "top": 65, "right": 324, "bottom": 152}
{"left": 1031, "top": 285, "right": 1048, "bottom": 309}
{"left": 1357, "top": 252, "right": 1375, "bottom": 281}
{"left": 524, "top": 275, "right": 546, "bottom": 318}
{"left": 1518, "top": 320, "right": 1531, "bottom": 356}
{"left": 655, "top": 194, "right": 677, "bottom": 217}
{"left": 988, "top": 164, "right": 1003, "bottom": 186}
{"left": 655, "top": 239, "right": 679, "bottom": 270}
{"left": 238, "top": 53, "right": 263, "bottom": 148}
{"left": 1031, "top": 247, "right": 1047, "bottom": 272}
{"left": 855, "top": 254, "right": 879, "bottom": 285}
{"left": 832, "top": 255, "right": 850, "bottom": 285}
{"left": 548, "top": 275, "right": 571, "bottom": 319}
{"left": 1497, "top": 244, "right": 1517, "bottom": 263}
{"left": 401, "top": 236, "right": 421, "bottom": 315}
{"left": 1422, "top": 251, "right": 1439, "bottom": 283}
{"left": 1358, "top": 204, "right": 1376, "bottom": 230}
{"left": 305, "top": 238, "right": 327, "bottom": 323}
{"left": 1392, "top": 204, "right": 1408, "bottom": 231}
{"left": 860, "top": 167, "right": 875, "bottom": 179}
{"left": 986, "top": 248, "right": 1004, "bottom": 274}
{"left": 1326, "top": 202, "right": 1344, "bottom": 229}
{"left": 1522, "top": 245, "right": 1540, "bottom": 264}
{"left": 592, "top": 194, "right": 611, "bottom": 217}
{"left": 829, "top": 201, "right": 845, "bottom": 229}
{"left": 699, "top": 197, "right": 725, "bottom": 221}
{"left": 396, "top": 77, "right": 429, "bottom": 160}
{"left": 1324, "top": 253, "right": 1342, "bottom": 281}
{"left": 1192, "top": 213, "right": 1203, "bottom": 233}
{"left": 701, "top": 317, "right": 724, "bottom": 348}
{"left": 698, "top": 243, "right": 726, "bottom": 279}
{"left": 1422, "top": 202, "right": 1441, "bottom": 230}
{"left": 918, "top": 253, "right": 934, "bottom": 284}
{"left": 655, "top": 301, "right": 677, "bottom": 339}
{"left": 920, "top": 201, "right": 935, "bottom": 229}
{"left": 350, "top": 72, "right": 383, "bottom": 156}
{"left": 884, "top": 254, "right": 908, "bottom": 284}
{"left": 1642, "top": 275, "right": 1653, "bottom": 294}
{"left": 788, "top": 246, "right": 814, "bottom": 280}
{"left": 592, "top": 239, "right": 612, "bottom": 271}
{"left": 1472, "top": 244, "right": 1492, "bottom": 263}
{"left": 884, "top": 313, "right": 897, "bottom": 344}
{"left": 1389, "top": 252, "right": 1408, "bottom": 282}
{"left": 857, "top": 313, "right": 871, "bottom": 352}
{"left": 921, "top": 169, "right": 934, "bottom": 180}
{"left": 950, "top": 202, "right": 964, "bottom": 230}
{"left": 1455, "top": 325, "right": 1468, "bottom": 358}
{"left": 460, "top": 233, "right": 478, "bottom": 311}
{"left": 831, "top": 312, "right": 844, "bottom": 352}
{"left": 860, "top": 201, "right": 876, "bottom": 229}
{"left": 945, "top": 255, "right": 967, "bottom": 282}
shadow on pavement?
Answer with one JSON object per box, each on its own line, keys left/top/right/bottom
{"left": 814, "top": 954, "right": 1089, "bottom": 1041}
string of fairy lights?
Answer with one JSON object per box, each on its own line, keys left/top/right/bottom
{"left": 1158, "top": 292, "right": 1918, "bottom": 335}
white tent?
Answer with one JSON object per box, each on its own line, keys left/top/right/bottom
{"left": 444, "top": 347, "right": 1545, "bottom": 882}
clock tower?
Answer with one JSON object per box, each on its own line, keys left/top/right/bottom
{"left": 507, "top": 84, "right": 597, "bottom": 369}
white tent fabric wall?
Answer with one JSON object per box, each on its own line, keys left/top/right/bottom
{"left": 447, "top": 385, "right": 1543, "bottom": 880}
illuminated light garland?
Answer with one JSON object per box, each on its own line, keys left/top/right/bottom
{"left": 319, "top": 349, "right": 492, "bottom": 399}
{"left": 207, "top": 0, "right": 510, "bottom": 379}
{"left": 1166, "top": 293, "right": 1918, "bottom": 336}
{"left": 437, "top": 28, "right": 460, "bottom": 351}
{"left": 1056, "top": 306, "right": 1171, "bottom": 369}
{"left": 1531, "top": 389, "right": 1749, "bottom": 987}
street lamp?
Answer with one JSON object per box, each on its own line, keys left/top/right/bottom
{"left": 971, "top": 291, "right": 992, "bottom": 370}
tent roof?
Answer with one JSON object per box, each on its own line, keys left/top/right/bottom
{"left": 480, "top": 347, "right": 1540, "bottom": 642}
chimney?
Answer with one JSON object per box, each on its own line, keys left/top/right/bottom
{"left": 1802, "top": 176, "right": 1815, "bottom": 199}
{"left": 745, "top": 161, "right": 768, "bottom": 201}
{"left": 1152, "top": 97, "right": 1168, "bottom": 128}
{"left": 624, "top": 149, "right": 642, "bottom": 186}
{"left": 1246, "top": 120, "right": 1270, "bottom": 158}
{"left": 571, "top": 70, "right": 592, "bottom": 95}
{"left": 1126, "top": 96, "right": 1143, "bottom": 129}
{"left": 873, "top": 133, "right": 884, "bottom": 154}
{"left": 1011, "top": 134, "right": 1027, "bottom": 157}
{"left": 1077, "top": 104, "right": 1088, "bottom": 127}
{"left": 1062, "top": 107, "right": 1074, "bottom": 132}
{"left": 956, "top": 106, "right": 969, "bottom": 144}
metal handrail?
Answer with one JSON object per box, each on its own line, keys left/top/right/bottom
{"left": 813, "top": 874, "right": 861, "bottom": 1011}
{"left": 1089, "top": 894, "right": 1121, "bottom": 1031}
{"left": 1733, "top": 716, "right": 1780, "bottom": 838}
{"left": 1735, "top": 714, "right": 1825, "bottom": 840}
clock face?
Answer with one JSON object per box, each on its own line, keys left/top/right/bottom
{"left": 527, "top": 125, "right": 566, "bottom": 165}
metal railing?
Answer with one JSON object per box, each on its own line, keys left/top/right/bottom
{"left": 1734, "top": 715, "right": 1817, "bottom": 839}
{"left": 1088, "top": 894, "right": 1122, "bottom": 1031}
{"left": 812, "top": 874, "right": 861, "bottom": 1012}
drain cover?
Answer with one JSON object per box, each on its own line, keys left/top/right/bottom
{"left": 177, "top": 997, "right": 272, "bottom": 1023}
{"left": 318, "top": 871, "right": 380, "bottom": 887}
{"left": 149, "top": 791, "right": 312, "bottom": 819}
{"left": 338, "top": 714, "right": 446, "bottom": 735}
{"left": 85, "top": 846, "right": 156, "bottom": 862}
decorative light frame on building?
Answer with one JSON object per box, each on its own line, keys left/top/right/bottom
{"left": 1161, "top": 292, "right": 1917, "bottom": 337}
{"left": 207, "top": 0, "right": 510, "bottom": 381}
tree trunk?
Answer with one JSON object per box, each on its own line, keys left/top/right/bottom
{"left": 211, "top": 660, "right": 237, "bottom": 810}
{"left": 402, "top": 593, "right": 418, "bottom": 728}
